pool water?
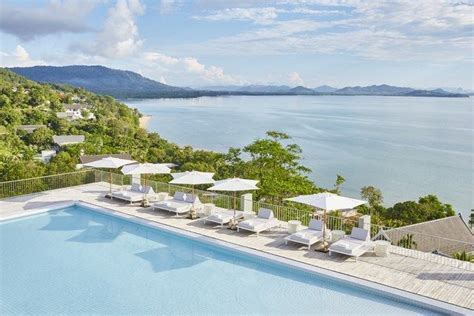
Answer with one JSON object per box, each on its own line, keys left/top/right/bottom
{"left": 1, "top": 205, "right": 446, "bottom": 315}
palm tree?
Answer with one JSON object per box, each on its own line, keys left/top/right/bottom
{"left": 397, "top": 234, "right": 417, "bottom": 249}
{"left": 453, "top": 251, "right": 474, "bottom": 262}
{"left": 469, "top": 209, "right": 473, "bottom": 230}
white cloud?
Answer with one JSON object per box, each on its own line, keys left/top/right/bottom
{"left": 75, "top": 0, "right": 145, "bottom": 58}
{"left": 186, "top": 1, "right": 473, "bottom": 62}
{"left": 193, "top": 4, "right": 346, "bottom": 25}
{"left": 288, "top": 72, "right": 304, "bottom": 86}
{"left": 0, "top": 0, "right": 98, "bottom": 41}
{"left": 194, "top": 7, "right": 279, "bottom": 25}
{"left": 159, "top": 0, "right": 183, "bottom": 15}
{"left": 139, "top": 52, "right": 243, "bottom": 85}
{"left": 144, "top": 52, "right": 179, "bottom": 65}
{"left": 0, "top": 45, "right": 45, "bottom": 67}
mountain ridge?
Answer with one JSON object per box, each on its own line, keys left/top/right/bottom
{"left": 8, "top": 65, "right": 468, "bottom": 98}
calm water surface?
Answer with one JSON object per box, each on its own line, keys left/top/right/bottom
{"left": 124, "top": 96, "right": 473, "bottom": 218}
{"left": 0, "top": 205, "right": 445, "bottom": 314}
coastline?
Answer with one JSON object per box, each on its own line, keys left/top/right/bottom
{"left": 139, "top": 115, "right": 151, "bottom": 129}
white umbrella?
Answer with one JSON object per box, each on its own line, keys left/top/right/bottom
{"left": 121, "top": 163, "right": 171, "bottom": 176}
{"left": 285, "top": 192, "right": 367, "bottom": 251}
{"left": 207, "top": 178, "right": 259, "bottom": 217}
{"left": 160, "top": 163, "right": 178, "bottom": 168}
{"left": 122, "top": 163, "right": 171, "bottom": 193}
{"left": 170, "top": 171, "right": 215, "bottom": 190}
{"left": 170, "top": 171, "right": 215, "bottom": 219}
{"left": 84, "top": 156, "right": 136, "bottom": 193}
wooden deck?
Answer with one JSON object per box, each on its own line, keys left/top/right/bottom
{"left": 1, "top": 182, "right": 473, "bottom": 311}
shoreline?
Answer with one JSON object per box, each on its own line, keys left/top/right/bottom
{"left": 138, "top": 115, "right": 152, "bottom": 129}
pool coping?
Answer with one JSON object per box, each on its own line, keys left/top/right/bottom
{"left": 2, "top": 200, "right": 471, "bottom": 315}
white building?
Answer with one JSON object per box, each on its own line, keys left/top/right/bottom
{"left": 53, "top": 135, "right": 85, "bottom": 147}
{"left": 57, "top": 104, "right": 95, "bottom": 121}
{"left": 34, "top": 150, "right": 57, "bottom": 163}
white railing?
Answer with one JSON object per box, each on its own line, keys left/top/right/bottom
{"left": 1, "top": 170, "right": 472, "bottom": 269}
{"left": 0, "top": 170, "right": 97, "bottom": 198}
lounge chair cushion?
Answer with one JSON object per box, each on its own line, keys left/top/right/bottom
{"left": 185, "top": 194, "right": 196, "bottom": 203}
{"left": 174, "top": 192, "right": 186, "bottom": 201}
{"left": 238, "top": 217, "right": 275, "bottom": 230}
{"left": 142, "top": 186, "right": 155, "bottom": 194}
{"left": 153, "top": 200, "right": 192, "bottom": 213}
{"left": 329, "top": 236, "right": 373, "bottom": 257}
{"left": 351, "top": 227, "right": 369, "bottom": 241}
{"left": 131, "top": 183, "right": 142, "bottom": 192}
{"left": 205, "top": 210, "right": 243, "bottom": 225}
{"left": 111, "top": 190, "right": 143, "bottom": 202}
{"left": 258, "top": 208, "right": 274, "bottom": 219}
{"left": 286, "top": 229, "right": 323, "bottom": 244}
{"left": 212, "top": 213, "right": 223, "bottom": 219}
{"left": 308, "top": 219, "right": 324, "bottom": 231}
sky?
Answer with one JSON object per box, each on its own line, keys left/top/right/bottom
{"left": 0, "top": 0, "right": 473, "bottom": 89}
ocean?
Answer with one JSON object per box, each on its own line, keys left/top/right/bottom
{"left": 124, "top": 95, "right": 473, "bottom": 219}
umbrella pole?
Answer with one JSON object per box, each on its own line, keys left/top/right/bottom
{"left": 109, "top": 171, "right": 112, "bottom": 194}
{"left": 143, "top": 175, "right": 147, "bottom": 201}
{"left": 190, "top": 185, "right": 196, "bottom": 219}
{"left": 233, "top": 192, "right": 237, "bottom": 217}
{"left": 323, "top": 209, "right": 328, "bottom": 251}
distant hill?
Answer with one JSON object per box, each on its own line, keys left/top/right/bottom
{"left": 202, "top": 83, "right": 465, "bottom": 97}
{"left": 9, "top": 66, "right": 468, "bottom": 98}
{"left": 313, "top": 85, "right": 337, "bottom": 93}
{"left": 333, "top": 84, "right": 467, "bottom": 97}
{"left": 334, "top": 84, "right": 414, "bottom": 95}
{"left": 202, "top": 85, "right": 293, "bottom": 93}
{"left": 237, "top": 85, "right": 291, "bottom": 93}
{"left": 8, "top": 65, "right": 228, "bottom": 98}
{"left": 200, "top": 85, "right": 242, "bottom": 92}
{"left": 290, "top": 86, "right": 316, "bottom": 94}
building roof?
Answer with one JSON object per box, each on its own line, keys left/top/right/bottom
{"left": 79, "top": 153, "right": 132, "bottom": 164}
{"left": 53, "top": 135, "right": 85, "bottom": 146}
{"left": 64, "top": 103, "right": 91, "bottom": 110}
{"left": 18, "top": 125, "right": 46, "bottom": 133}
{"left": 385, "top": 215, "right": 473, "bottom": 254}
{"left": 56, "top": 112, "right": 72, "bottom": 119}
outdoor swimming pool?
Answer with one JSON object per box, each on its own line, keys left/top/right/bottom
{"left": 0, "top": 204, "right": 453, "bottom": 315}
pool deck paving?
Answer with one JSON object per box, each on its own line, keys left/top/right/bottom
{"left": 1, "top": 182, "right": 473, "bottom": 311}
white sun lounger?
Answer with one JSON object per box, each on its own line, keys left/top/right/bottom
{"left": 237, "top": 208, "right": 280, "bottom": 236}
{"left": 110, "top": 184, "right": 154, "bottom": 204}
{"left": 203, "top": 209, "right": 244, "bottom": 227}
{"left": 152, "top": 192, "right": 202, "bottom": 216}
{"left": 329, "top": 227, "right": 373, "bottom": 261}
{"left": 284, "top": 219, "right": 331, "bottom": 249}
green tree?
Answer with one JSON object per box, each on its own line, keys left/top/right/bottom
{"left": 386, "top": 195, "right": 455, "bottom": 225}
{"left": 26, "top": 127, "right": 53, "bottom": 149}
{"left": 47, "top": 152, "right": 77, "bottom": 174}
{"left": 241, "top": 131, "right": 317, "bottom": 202}
{"left": 361, "top": 186, "right": 383, "bottom": 207}
{"left": 0, "top": 94, "right": 11, "bottom": 107}
{"left": 333, "top": 174, "right": 345, "bottom": 194}
{"left": 0, "top": 158, "right": 46, "bottom": 181}
{"left": 0, "top": 106, "right": 22, "bottom": 126}
{"left": 23, "top": 108, "right": 49, "bottom": 124}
